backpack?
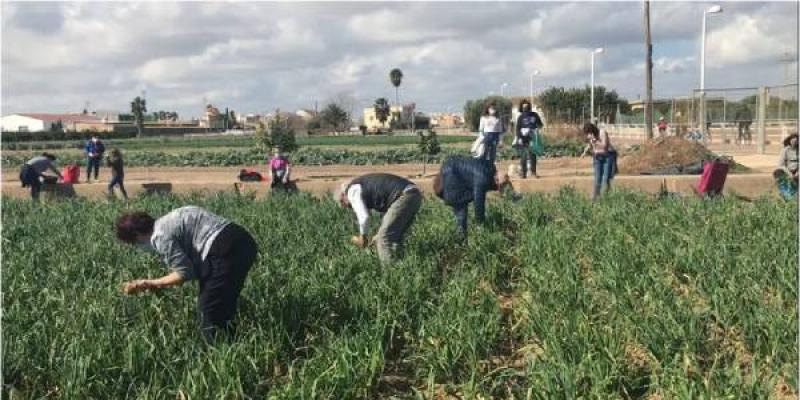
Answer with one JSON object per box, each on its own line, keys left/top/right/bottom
{"left": 238, "top": 169, "right": 264, "bottom": 182}
{"left": 62, "top": 164, "right": 80, "bottom": 184}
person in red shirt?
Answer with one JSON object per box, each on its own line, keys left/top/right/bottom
{"left": 657, "top": 117, "right": 668, "bottom": 137}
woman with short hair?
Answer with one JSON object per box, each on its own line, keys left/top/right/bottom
{"left": 115, "top": 206, "right": 258, "bottom": 339}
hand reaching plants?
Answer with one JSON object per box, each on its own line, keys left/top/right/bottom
{"left": 122, "top": 279, "right": 152, "bottom": 295}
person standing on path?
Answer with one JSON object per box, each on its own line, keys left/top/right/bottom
{"left": 478, "top": 102, "right": 505, "bottom": 163}
{"left": 580, "top": 122, "right": 617, "bottom": 200}
{"left": 85, "top": 135, "right": 106, "bottom": 182}
{"left": 106, "top": 148, "right": 127, "bottom": 199}
{"left": 116, "top": 206, "right": 259, "bottom": 340}
{"left": 433, "top": 156, "right": 510, "bottom": 241}
{"left": 19, "top": 152, "right": 63, "bottom": 201}
{"left": 514, "top": 99, "right": 544, "bottom": 178}
{"left": 336, "top": 173, "right": 423, "bottom": 263}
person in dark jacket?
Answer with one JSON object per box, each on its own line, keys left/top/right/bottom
{"left": 19, "top": 152, "right": 63, "bottom": 201}
{"left": 434, "top": 156, "right": 510, "bottom": 240}
{"left": 335, "top": 173, "right": 422, "bottom": 262}
{"left": 514, "top": 99, "right": 544, "bottom": 178}
{"left": 116, "top": 206, "right": 259, "bottom": 340}
{"left": 106, "top": 148, "right": 127, "bottom": 199}
{"left": 85, "top": 136, "right": 106, "bottom": 182}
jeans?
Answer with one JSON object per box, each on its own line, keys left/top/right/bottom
{"left": 87, "top": 157, "right": 101, "bottom": 180}
{"left": 482, "top": 132, "right": 500, "bottom": 162}
{"left": 108, "top": 175, "right": 127, "bottom": 199}
{"left": 375, "top": 189, "right": 422, "bottom": 262}
{"left": 517, "top": 143, "right": 536, "bottom": 177}
{"left": 197, "top": 223, "right": 258, "bottom": 341}
{"left": 593, "top": 152, "right": 616, "bottom": 199}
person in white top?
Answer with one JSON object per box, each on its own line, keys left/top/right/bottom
{"left": 580, "top": 122, "right": 618, "bottom": 199}
{"left": 335, "top": 173, "right": 423, "bottom": 262}
{"left": 478, "top": 102, "right": 505, "bottom": 162}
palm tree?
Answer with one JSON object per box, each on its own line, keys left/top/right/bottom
{"left": 374, "top": 98, "right": 391, "bottom": 132}
{"left": 131, "top": 96, "right": 147, "bottom": 138}
{"left": 389, "top": 68, "right": 403, "bottom": 105}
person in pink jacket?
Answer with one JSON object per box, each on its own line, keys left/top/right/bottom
{"left": 268, "top": 147, "right": 292, "bottom": 191}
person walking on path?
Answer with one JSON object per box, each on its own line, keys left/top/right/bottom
{"left": 336, "top": 173, "right": 422, "bottom": 263}
{"left": 433, "top": 156, "right": 510, "bottom": 241}
{"left": 514, "top": 99, "right": 544, "bottom": 178}
{"left": 85, "top": 135, "right": 106, "bottom": 182}
{"left": 580, "top": 122, "right": 617, "bottom": 200}
{"left": 19, "top": 152, "right": 62, "bottom": 201}
{"left": 106, "top": 148, "right": 127, "bottom": 199}
{"left": 777, "top": 133, "right": 798, "bottom": 180}
{"left": 116, "top": 206, "right": 259, "bottom": 340}
{"left": 478, "top": 102, "right": 505, "bottom": 163}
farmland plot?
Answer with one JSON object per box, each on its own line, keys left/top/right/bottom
{"left": 2, "top": 190, "right": 796, "bottom": 398}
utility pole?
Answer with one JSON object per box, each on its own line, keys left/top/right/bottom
{"left": 644, "top": 0, "right": 654, "bottom": 140}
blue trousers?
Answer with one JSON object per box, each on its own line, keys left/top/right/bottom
{"left": 593, "top": 152, "right": 617, "bottom": 199}
{"left": 483, "top": 132, "right": 500, "bottom": 162}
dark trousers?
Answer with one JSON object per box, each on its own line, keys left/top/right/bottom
{"left": 197, "top": 223, "right": 258, "bottom": 340}
{"left": 517, "top": 143, "right": 536, "bottom": 177}
{"left": 483, "top": 132, "right": 500, "bottom": 162}
{"left": 87, "top": 157, "right": 101, "bottom": 180}
{"left": 19, "top": 165, "right": 42, "bottom": 201}
{"left": 108, "top": 175, "right": 127, "bottom": 199}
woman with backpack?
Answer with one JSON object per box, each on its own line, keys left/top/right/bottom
{"left": 106, "top": 148, "right": 127, "bottom": 199}
{"left": 514, "top": 99, "right": 544, "bottom": 178}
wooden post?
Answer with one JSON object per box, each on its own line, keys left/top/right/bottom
{"left": 644, "top": 0, "right": 654, "bottom": 141}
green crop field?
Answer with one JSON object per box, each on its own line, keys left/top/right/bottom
{"left": 2, "top": 190, "right": 796, "bottom": 398}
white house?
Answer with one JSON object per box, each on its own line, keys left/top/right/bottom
{"left": 1, "top": 113, "right": 102, "bottom": 132}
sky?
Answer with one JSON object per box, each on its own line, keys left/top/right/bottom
{"left": 1, "top": 1, "right": 798, "bottom": 119}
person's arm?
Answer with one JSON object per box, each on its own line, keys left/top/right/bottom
{"left": 478, "top": 116, "right": 485, "bottom": 133}
{"left": 534, "top": 112, "right": 544, "bottom": 129}
{"left": 284, "top": 162, "right": 291, "bottom": 183}
{"left": 48, "top": 162, "right": 63, "bottom": 179}
{"left": 347, "top": 185, "right": 370, "bottom": 246}
{"left": 515, "top": 115, "right": 523, "bottom": 138}
{"left": 123, "top": 271, "right": 184, "bottom": 294}
{"left": 778, "top": 148, "right": 788, "bottom": 169}
{"left": 580, "top": 143, "right": 592, "bottom": 158}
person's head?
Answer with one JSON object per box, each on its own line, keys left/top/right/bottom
{"left": 774, "top": 168, "right": 787, "bottom": 180}
{"left": 272, "top": 147, "right": 281, "bottom": 157}
{"left": 111, "top": 148, "right": 122, "bottom": 158}
{"left": 583, "top": 122, "right": 600, "bottom": 141}
{"left": 115, "top": 211, "right": 156, "bottom": 244}
{"left": 659, "top": 116, "right": 665, "bottom": 121}
{"left": 42, "top": 152, "right": 56, "bottom": 161}
{"left": 484, "top": 102, "right": 497, "bottom": 116}
{"left": 518, "top": 99, "right": 532, "bottom": 113}
{"left": 783, "top": 133, "right": 798, "bottom": 148}
{"left": 334, "top": 181, "right": 352, "bottom": 208}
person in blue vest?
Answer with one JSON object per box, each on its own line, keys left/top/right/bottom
{"left": 433, "top": 156, "right": 510, "bottom": 241}
{"left": 514, "top": 99, "right": 544, "bottom": 178}
{"left": 85, "top": 135, "right": 106, "bottom": 182}
{"left": 335, "top": 173, "right": 423, "bottom": 262}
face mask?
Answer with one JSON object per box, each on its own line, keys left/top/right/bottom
{"left": 136, "top": 240, "right": 156, "bottom": 254}
{"left": 488, "top": 108, "right": 496, "bottom": 115}
{"left": 523, "top": 105, "right": 530, "bottom": 111}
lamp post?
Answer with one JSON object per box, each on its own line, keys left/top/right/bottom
{"left": 699, "top": 4, "right": 722, "bottom": 143}
{"left": 529, "top": 70, "right": 540, "bottom": 106}
{"left": 500, "top": 82, "right": 508, "bottom": 97}
{"left": 590, "top": 47, "right": 604, "bottom": 123}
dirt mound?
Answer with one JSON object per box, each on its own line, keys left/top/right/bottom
{"left": 618, "top": 137, "right": 712, "bottom": 175}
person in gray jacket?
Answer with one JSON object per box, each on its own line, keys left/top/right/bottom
{"left": 19, "top": 152, "right": 63, "bottom": 201}
{"left": 336, "top": 173, "right": 422, "bottom": 263}
{"left": 115, "top": 206, "right": 258, "bottom": 340}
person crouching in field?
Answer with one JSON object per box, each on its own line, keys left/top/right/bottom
{"left": 336, "top": 173, "right": 422, "bottom": 263}
{"left": 434, "top": 156, "right": 510, "bottom": 241}
{"left": 106, "top": 149, "right": 127, "bottom": 200}
{"left": 116, "top": 206, "right": 258, "bottom": 340}
{"left": 269, "top": 147, "right": 293, "bottom": 192}
{"left": 19, "top": 152, "right": 63, "bottom": 201}
{"left": 580, "top": 122, "right": 617, "bottom": 200}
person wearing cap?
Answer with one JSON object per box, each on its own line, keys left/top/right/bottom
{"left": 19, "top": 152, "right": 63, "bottom": 201}
{"left": 85, "top": 135, "right": 106, "bottom": 182}
{"left": 115, "top": 206, "right": 259, "bottom": 340}
{"left": 433, "top": 155, "right": 511, "bottom": 241}
{"left": 657, "top": 117, "right": 668, "bottom": 137}
{"left": 335, "top": 173, "right": 422, "bottom": 262}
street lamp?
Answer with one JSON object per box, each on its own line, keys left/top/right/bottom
{"left": 529, "top": 70, "right": 540, "bottom": 105}
{"left": 590, "top": 47, "right": 604, "bottom": 123}
{"left": 500, "top": 82, "right": 509, "bottom": 97}
{"left": 700, "top": 4, "right": 723, "bottom": 91}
